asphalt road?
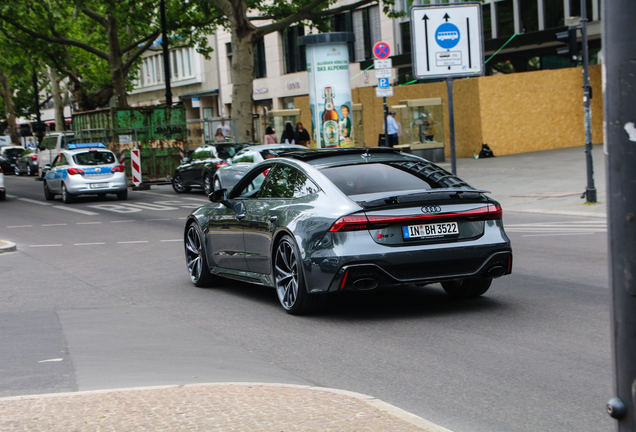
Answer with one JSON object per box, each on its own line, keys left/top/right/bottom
{"left": 0, "top": 173, "right": 613, "bottom": 432}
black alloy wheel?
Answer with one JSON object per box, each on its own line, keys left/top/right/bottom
{"left": 43, "top": 181, "right": 54, "bottom": 201}
{"left": 274, "top": 235, "right": 325, "bottom": 315}
{"left": 14, "top": 165, "right": 20, "bottom": 176}
{"left": 213, "top": 177, "right": 222, "bottom": 191}
{"left": 172, "top": 173, "right": 190, "bottom": 193}
{"left": 441, "top": 278, "right": 492, "bottom": 299}
{"left": 61, "top": 183, "right": 74, "bottom": 204}
{"left": 185, "top": 223, "right": 218, "bottom": 287}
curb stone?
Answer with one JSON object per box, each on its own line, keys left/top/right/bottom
{"left": 0, "top": 240, "right": 16, "bottom": 253}
{"left": 0, "top": 382, "right": 453, "bottom": 432}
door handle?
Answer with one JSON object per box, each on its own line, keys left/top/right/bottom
{"left": 236, "top": 214, "right": 246, "bottom": 220}
{"left": 269, "top": 216, "right": 278, "bottom": 222}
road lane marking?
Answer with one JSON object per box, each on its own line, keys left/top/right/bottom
{"left": 38, "top": 358, "right": 63, "bottom": 363}
{"left": 183, "top": 197, "right": 210, "bottom": 202}
{"left": 74, "top": 242, "right": 106, "bottom": 246}
{"left": 110, "top": 220, "right": 136, "bottom": 223}
{"left": 29, "top": 244, "right": 63, "bottom": 248}
{"left": 178, "top": 217, "right": 187, "bottom": 220}
{"left": 146, "top": 218, "right": 171, "bottom": 221}
{"left": 76, "top": 222, "right": 102, "bottom": 225}
{"left": 160, "top": 239, "right": 181, "bottom": 242}
{"left": 42, "top": 224, "right": 68, "bottom": 227}
{"left": 53, "top": 206, "right": 99, "bottom": 216}
{"left": 7, "top": 225, "right": 33, "bottom": 228}
{"left": 117, "top": 241, "right": 149, "bottom": 244}
{"left": 6, "top": 194, "right": 17, "bottom": 198}
{"left": 18, "top": 198, "right": 52, "bottom": 206}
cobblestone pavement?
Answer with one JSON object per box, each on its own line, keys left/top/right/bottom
{"left": 0, "top": 383, "right": 451, "bottom": 432}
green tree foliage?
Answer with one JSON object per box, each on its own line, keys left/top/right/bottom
{"left": 0, "top": 0, "right": 218, "bottom": 110}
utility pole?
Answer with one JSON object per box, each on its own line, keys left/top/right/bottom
{"left": 160, "top": 0, "right": 172, "bottom": 106}
{"left": 580, "top": 0, "right": 596, "bottom": 203}
{"left": 604, "top": 0, "right": 636, "bottom": 429}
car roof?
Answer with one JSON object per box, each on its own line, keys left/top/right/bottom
{"left": 240, "top": 144, "right": 307, "bottom": 152}
{"left": 1, "top": 145, "right": 24, "bottom": 150}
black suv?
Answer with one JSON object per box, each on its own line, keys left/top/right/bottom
{"left": 172, "top": 143, "right": 248, "bottom": 195}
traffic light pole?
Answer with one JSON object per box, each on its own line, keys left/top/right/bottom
{"left": 580, "top": 0, "right": 596, "bottom": 203}
{"left": 604, "top": 0, "right": 636, "bottom": 428}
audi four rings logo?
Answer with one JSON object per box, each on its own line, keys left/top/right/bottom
{"left": 421, "top": 205, "right": 442, "bottom": 213}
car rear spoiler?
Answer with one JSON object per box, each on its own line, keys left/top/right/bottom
{"left": 356, "top": 188, "right": 492, "bottom": 210}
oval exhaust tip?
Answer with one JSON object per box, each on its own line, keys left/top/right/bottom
{"left": 488, "top": 266, "right": 506, "bottom": 278}
{"left": 352, "top": 278, "right": 378, "bottom": 290}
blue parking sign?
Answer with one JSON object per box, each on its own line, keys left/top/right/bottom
{"left": 378, "top": 77, "right": 390, "bottom": 88}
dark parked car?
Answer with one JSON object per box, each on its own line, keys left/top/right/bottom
{"left": 0, "top": 146, "right": 24, "bottom": 174}
{"left": 183, "top": 147, "right": 513, "bottom": 315}
{"left": 172, "top": 143, "right": 248, "bottom": 195}
{"left": 14, "top": 147, "right": 38, "bottom": 176}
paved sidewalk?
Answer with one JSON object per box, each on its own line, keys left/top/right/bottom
{"left": 0, "top": 383, "right": 450, "bottom": 432}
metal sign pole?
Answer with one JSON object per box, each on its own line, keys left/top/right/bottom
{"left": 446, "top": 77, "right": 457, "bottom": 175}
{"left": 604, "top": 0, "right": 636, "bottom": 428}
{"left": 384, "top": 97, "right": 389, "bottom": 147}
{"left": 580, "top": 0, "right": 596, "bottom": 203}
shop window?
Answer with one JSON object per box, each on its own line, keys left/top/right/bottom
{"left": 544, "top": 0, "right": 565, "bottom": 28}
{"left": 400, "top": 21, "right": 411, "bottom": 55}
{"left": 283, "top": 26, "right": 306, "bottom": 74}
{"left": 395, "top": 98, "right": 444, "bottom": 148}
{"left": 353, "top": 5, "right": 380, "bottom": 62}
{"left": 495, "top": 0, "right": 515, "bottom": 38}
{"left": 483, "top": 4, "right": 492, "bottom": 39}
{"left": 331, "top": 12, "right": 355, "bottom": 63}
{"left": 254, "top": 37, "right": 267, "bottom": 79}
{"left": 520, "top": 0, "right": 538, "bottom": 33}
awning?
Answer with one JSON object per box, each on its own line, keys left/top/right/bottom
{"left": 178, "top": 89, "right": 219, "bottom": 99}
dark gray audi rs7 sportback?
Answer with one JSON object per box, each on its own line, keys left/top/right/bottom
{"left": 184, "top": 147, "right": 512, "bottom": 315}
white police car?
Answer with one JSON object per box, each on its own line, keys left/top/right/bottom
{"left": 43, "top": 143, "right": 128, "bottom": 203}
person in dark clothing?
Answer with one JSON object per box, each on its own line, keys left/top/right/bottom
{"left": 295, "top": 123, "right": 310, "bottom": 146}
{"left": 280, "top": 123, "right": 296, "bottom": 144}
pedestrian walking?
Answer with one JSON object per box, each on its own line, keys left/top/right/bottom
{"left": 382, "top": 111, "right": 400, "bottom": 147}
{"left": 280, "top": 123, "right": 296, "bottom": 144}
{"left": 264, "top": 127, "right": 277, "bottom": 144}
{"left": 295, "top": 123, "right": 310, "bottom": 146}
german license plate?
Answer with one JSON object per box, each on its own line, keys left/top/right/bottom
{"left": 403, "top": 222, "right": 459, "bottom": 239}
{"left": 90, "top": 183, "right": 109, "bottom": 189}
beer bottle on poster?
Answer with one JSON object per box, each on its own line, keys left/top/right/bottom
{"left": 322, "top": 87, "right": 339, "bottom": 147}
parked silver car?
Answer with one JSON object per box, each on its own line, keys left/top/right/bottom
{"left": 43, "top": 143, "right": 128, "bottom": 203}
{"left": 212, "top": 144, "right": 307, "bottom": 192}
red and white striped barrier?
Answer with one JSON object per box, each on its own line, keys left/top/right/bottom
{"left": 179, "top": 147, "right": 185, "bottom": 164}
{"left": 119, "top": 149, "right": 125, "bottom": 166}
{"left": 131, "top": 149, "right": 142, "bottom": 187}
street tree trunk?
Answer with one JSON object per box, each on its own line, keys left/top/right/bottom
{"left": 0, "top": 71, "right": 20, "bottom": 145}
{"left": 105, "top": 16, "right": 128, "bottom": 108}
{"left": 46, "top": 67, "right": 65, "bottom": 132}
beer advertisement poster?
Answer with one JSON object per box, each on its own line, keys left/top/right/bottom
{"left": 306, "top": 43, "right": 353, "bottom": 148}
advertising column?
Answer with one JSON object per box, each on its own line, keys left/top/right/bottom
{"left": 299, "top": 33, "right": 355, "bottom": 148}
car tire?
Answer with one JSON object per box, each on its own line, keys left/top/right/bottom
{"left": 172, "top": 173, "right": 190, "bottom": 194}
{"left": 274, "top": 234, "right": 325, "bottom": 315}
{"left": 14, "top": 165, "right": 20, "bottom": 176}
{"left": 0, "top": 190, "right": 5, "bottom": 201}
{"left": 185, "top": 222, "right": 219, "bottom": 287}
{"left": 204, "top": 174, "right": 213, "bottom": 196}
{"left": 61, "top": 183, "right": 74, "bottom": 204}
{"left": 441, "top": 278, "right": 492, "bottom": 299}
{"left": 213, "top": 177, "right": 222, "bottom": 191}
{"left": 43, "top": 181, "right": 55, "bottom": 201}
{"left": 116, "top": 189, "right": 128, "bottom": 200}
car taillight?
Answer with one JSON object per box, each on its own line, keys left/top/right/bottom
{"left": 328, "top": 215, "right": 370, "bottom": 232}
{"left": 328, "top": 204, "right": 502, "bottom": 233}
{"left": 0, "top": 166, "right": 3, "bottom": 173}
{"left": 30, "top": 154, "right": 38, "bottom": 160}
{"left": 111, "top": 165, "right": 125, "bottom": 173}
{"left": 215, "top": 161, "right": 227, "bottom": 169}
{"left": 67, "top": 168, "right": 85, "bottom": 175}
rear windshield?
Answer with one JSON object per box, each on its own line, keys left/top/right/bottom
{"left": 321, "top": 163, "right": 433, "bottom": 196}
{"left": 4, "top": 148, "right": 24, "bottom": 158}
{"left": 73, "top": 151, "right": 115, "bottom": 166}
{"left": 215, "top": 144, "right": 244, "bottom": 160}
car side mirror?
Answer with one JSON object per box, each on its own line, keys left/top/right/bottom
{"left": 43, "top": 164, "right": 51, "bottom": 171}
{"left": 182, "top": 157, "right": 190, "bottom": 164}
{"left": 210, "top": 188, "right": 228, "bottom": 203}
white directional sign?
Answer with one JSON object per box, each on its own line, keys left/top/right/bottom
{"left": 376, "top": 87, "right": 394, "bottom": 98}
{"left": 410, "top": 3, "right": 484, "bottom": 79}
